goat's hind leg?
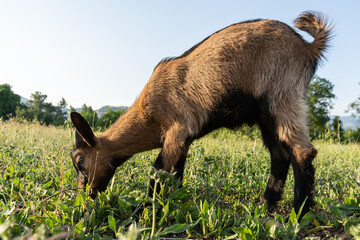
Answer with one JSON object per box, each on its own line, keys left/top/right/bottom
{"left": 289, "top": 132, "right": 317, "bottom": 217}
{"left": 277, "top": 116, "right": 317, "bottom": 218}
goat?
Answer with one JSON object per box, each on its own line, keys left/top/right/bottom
{"left": 70, "top": 11, "right": 333, "bottom": 217}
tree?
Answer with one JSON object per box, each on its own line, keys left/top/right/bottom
{"left": 43, "top": 102, "right": 57, "bottom": 125}
{"left": 0, "top": 84, "right": 21, "bottom": 120}
{"left": 27, "top": 91, "right": 48, "bottom": 122}
{"left": 347, "top": 83, "right": 360, "bottom": 118}
{"left": 331, "top": 116, "right": 344, "bottom": 141}
{"left": 54, "top": 98, "right": 67, "bottom": 125}
{"left": 308, "top": 76, "right": 336, "bottom": 137}
{"left": 348, "top": 98, "right": 360, "bottom": 117}
{"left": 16, "top": 91, "right": 67, "bottom": 125}
{"left": 80, "top": 104, "right": 98, "bottom": 128}
{"left": 98, "top": 109, "right": 124, "bottom": 129}
{"left": 69, "top": 105, "right": 75, "bottom": 113}
{"left": 15, "top": 105, "right": 33, "bottom": 121}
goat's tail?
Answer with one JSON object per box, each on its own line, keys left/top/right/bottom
{"left": 295, "top": 11, "right": 334, "bottom": 61}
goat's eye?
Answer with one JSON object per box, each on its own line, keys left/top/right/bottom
{"left": 76, "top": 155, "right": 85, "bottom": 166}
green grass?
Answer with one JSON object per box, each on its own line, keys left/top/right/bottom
{"left": 0, "top": 120, "right": 360, "bottom": 239}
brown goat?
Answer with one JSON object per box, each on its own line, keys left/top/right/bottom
{"left": 71, "top": 11, "right": 333, "bottom": 217}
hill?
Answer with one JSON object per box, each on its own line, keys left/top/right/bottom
{"left": 96, "top": 105, "right": 128, "bottom": 117}
{"left": 20, "top": 96, "right": 28, "bottom": 104}
{"left": 63, "top": 106, "right": 128, "bottom": 118}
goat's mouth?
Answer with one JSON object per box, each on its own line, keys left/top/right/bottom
{"left": 89, "top": 182, "right": 108, "bottom": 199}
{"left": 89, "top": 187, "right": 105, "bottom": 199}
{"left": 90, "top": 189, "right": 98, "bottom": 199}
{"left": 77, "top": 171, "right": 88, "bottom": 190}
{"left": 78, "top": 177, "right": 88, "bottom": 192}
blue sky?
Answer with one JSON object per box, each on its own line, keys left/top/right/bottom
{"left": 0, "top": 1, "right": 359, "bottom": 116}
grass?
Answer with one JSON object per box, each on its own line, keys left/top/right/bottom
{"left": 0, "top": 120, "right": 360, "bottom": 239}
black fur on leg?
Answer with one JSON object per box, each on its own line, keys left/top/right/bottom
{"left": 148, "top": 142, "right": 190, "bottom": 198}
{"left": 148, "top": 150, "right": 164, "bottom": 198}
{"left": 258, "top": 101, "right": 292, "bottom": 211}
{"left": 291, "top": 152, "right": 316, "bottom": 219}
{"left": 262, "top": 144, "right": 292, "bottom": 210}
{"left": 172, "top": 141, "right": 191, "bottom": 186}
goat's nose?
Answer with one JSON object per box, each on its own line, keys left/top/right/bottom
{"left": 90, "top": 189, "right": 98, "bottom": 199}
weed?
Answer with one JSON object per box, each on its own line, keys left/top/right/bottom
{"left": 0, "top": 121, "right": 359, "bottom": 239}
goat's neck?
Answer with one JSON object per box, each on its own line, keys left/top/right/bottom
{"left": 98, "top": 104, "right": 161, "bottom": 160}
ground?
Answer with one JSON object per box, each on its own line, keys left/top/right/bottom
{"left": 0, "top": 120, "right": 359, "bottom": 239}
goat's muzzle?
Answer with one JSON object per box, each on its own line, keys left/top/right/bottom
{"left": 90, "top": 189, "right": 98, "bottom": 199}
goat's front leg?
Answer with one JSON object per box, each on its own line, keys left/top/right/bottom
{"left": 148, "top": 123, "right": 191, "bottom": 196}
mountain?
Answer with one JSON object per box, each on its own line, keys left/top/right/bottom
{"left": 20, "top": 96, "right": 28, "bottom": 104}
{"left": 96, "top": 105, "right": 128, "bottom": 117}
{"left": 63, "top": 106, "right": 128, "bottom": 118}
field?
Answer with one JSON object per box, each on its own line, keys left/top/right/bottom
{"left": 1, "top": 120, "right": 360, "bottom": 239}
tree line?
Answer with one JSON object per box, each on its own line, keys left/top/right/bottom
{"left": 0, "top": 84, "right": 124, "bottom": 129}
{"left": 308, "top": 77, "right": 360, "bottom": 143}
{"left": 70, "top": 104, "right": 124, "bottom": 130}
{"left": 1, "top": 76, "right": 360, "bottom": 142}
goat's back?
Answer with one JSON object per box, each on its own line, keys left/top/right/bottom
{"left": 138, "top": 12, "right": 332, "bottom": 136}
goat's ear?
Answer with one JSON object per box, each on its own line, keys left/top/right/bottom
{"left": 70, "top": 112, "right": 96, "bottom": 147}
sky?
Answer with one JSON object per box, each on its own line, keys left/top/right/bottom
{"left": 0, "top": 1, "right": 359, "bottom": 116}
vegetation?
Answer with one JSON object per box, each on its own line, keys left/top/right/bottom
{"left": 1, "top": 121, "right": 360, "bottom": 239}
{"left": 1, "top": 76, "right": 359, "bottom": 141}
{"left": 79, "top": 105, "right": 124, "bottom": 130}
{"left": 0, "top": 76, "right": 359, "bottom": 238}
{"left": 97, "top": 108, "right": 125, "bottom": 130}
{"left": 0, "top": 84, "right": 21, "bottom": 120}
{"left": 347, "top": 82, "right": 360, "bottom": 118}
{"left": 79, "top": 104, "right": 99, "bottom": 128}
{"left": 0, "top": 84, "right": 124, "bottom": 129}
{"left": 308, "top": 76, "right": 336, "bottom": 138}
{"left": 15, "top": 91, "right": 68, "bottom": 126}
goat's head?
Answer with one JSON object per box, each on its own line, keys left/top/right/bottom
{"left": 70, "top": 112, "right": 118, "bottom": 199}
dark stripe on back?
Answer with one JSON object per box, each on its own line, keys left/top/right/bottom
{"left": 154, "top": 19, "right": 263, "bottom": 71}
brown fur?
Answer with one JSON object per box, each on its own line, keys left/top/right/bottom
{"left": 71, "top": 11, "right": 333, "bottom": 216}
